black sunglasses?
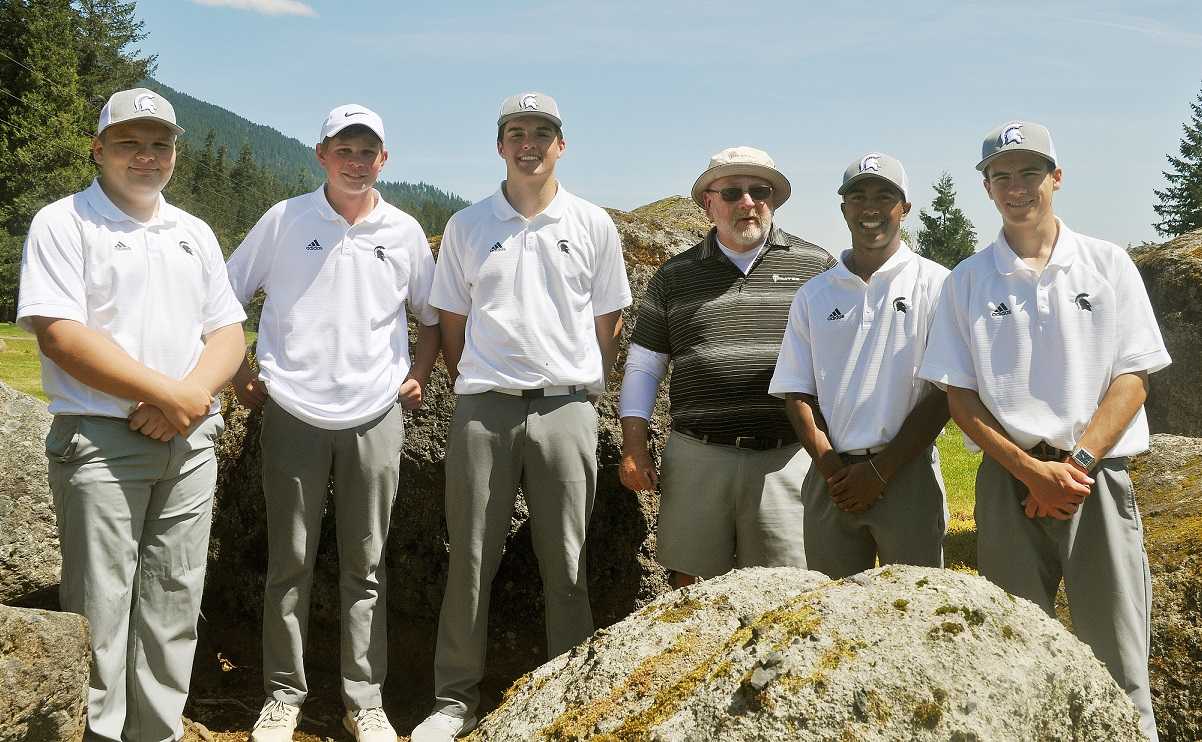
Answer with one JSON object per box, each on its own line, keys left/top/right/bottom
{"left": 706, "top": 184, "right": 774, "bottom": 203}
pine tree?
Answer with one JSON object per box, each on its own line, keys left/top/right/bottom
{"left": 1153, "top": 82, "right": 1202, "bottom": 238}
{"left": 916, "top": 173, "right": 978, "bottom": 270}
{"left": 72, "top": 0, "right": 156, "bottom": 109}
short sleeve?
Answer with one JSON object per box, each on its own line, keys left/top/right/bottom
{"left": 588, "top": 211, "right": 632, "bottom": 316}
{"left": 629, "top": 265, "right": 672, "bottom": 354}
{"left": 406, "top": 226, "right": 440, "bottom": 326}
{"left": 917, "top": 270, "right": 978, "bottom": 391}
{"left": 768, "top": 289, "right": 816, "bottom": 397}
{"left": 429, "top": 217, "right": 472, "bottom": 315}
{"left": 16, "top": 207, "right": 88, "bottom": 331}
{"left": 1111, "top": 250, "right": 1171, "bottom": 377}
{"left": 225, "top": 205, "right": 281, "bottom": 306}
{"left": 196, "top": 222, "right": 246, "bottom": 334}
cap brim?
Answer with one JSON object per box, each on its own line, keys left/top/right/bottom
{"left": 322, "top": 121, "right": 385, "bottom": 144}
{"left": 691, "top": 164, "right": 791, "bottom": 209}
{"left": 98, "top": 115, "right": 185, "bottom": 136}
{"left": 976, "top": 148, "right": 1056, "bottom": 172}
{"left": 497, "top": 111, "right": 562, "bottom": 129}
{"left": 837, "top": 173, "right": 906, "bottom": 200}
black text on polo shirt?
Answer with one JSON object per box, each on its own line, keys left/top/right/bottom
{"left": 892, "top": 297, "right": 909, "bottom": 313}
{"left": 827, "top": 307, "right": 846, "bottom": 321}
{"left": 991, "top": 302, "right": 1012, "bottom": 317}
{"left": 1073, "top": 293, "right": 1093, "bottom": 311}
{"left": 489, "top": 241, "right": 505, "bottom": 253}
{"left": 114, "top": 240, "right": 131, "bottom": 251}
{"left": 306, "top": 239, "right": 322, "bottom": 251}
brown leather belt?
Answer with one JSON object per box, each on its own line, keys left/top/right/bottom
{"left": 1026, "top": 441, "right": 1070, "bottom": 462}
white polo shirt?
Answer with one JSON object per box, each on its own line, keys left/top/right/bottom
{"left": 430, "top": 184, "right": 632, "bottom": 395}
{"left": 17, "top": 179, "right": 246, "bottom": 418}
{"left": 225, "top": 186, "right": 438, "bottom": 429}
{"left": 917, "top": 220, "right": 1171, "bottom": 457}
{"left": 769, "top": 242, "right": 949, "bottom": 452}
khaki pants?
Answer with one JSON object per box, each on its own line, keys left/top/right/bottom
{"left": 976, "top": 455, "right": 1157, "bottom": 742}
{"left": 656, "top": 431, "right": 810, "bottom": 578}
{"left": 259, "top": 398, "right": 404, "bottom": 710}
{"left": 433, "top": 391, "right": 598, "bottom": 719}
{"left": 48, "top": 413, "right": 222, "bottom": 742}
{"left": 801, "top": 445, "right": 946, "bottom": 579}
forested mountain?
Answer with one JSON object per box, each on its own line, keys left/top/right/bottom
{"left": 143, "top": 78, "right": 469, "bottom": 242}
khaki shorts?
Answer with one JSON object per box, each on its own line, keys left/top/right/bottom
{"left": 656, "top": 431, "right": 810, "bottom": 578}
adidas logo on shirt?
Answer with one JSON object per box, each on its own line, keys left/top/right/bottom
{"left": 305, "top": 239, "right": 322, "bottom": 251}
{"left": 114, "top": 241, "right": 131, "bottom": 251}
{"left": 991, "top": 302, "right": 1012, "bottom": 317}
{"left": 827, "top": 308, "right": 846, "bottom": 321}
{"left": 489, "top": 241, "right": 505, "bottom": 253}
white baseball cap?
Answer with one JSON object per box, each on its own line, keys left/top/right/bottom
{"left": 97, "top": 88, "right": 184, "bottom": 136}
{"left": 691, "top": 146, "right": 791, "bottom": 209}
{"left": 319, "top": 104, "right": 386, "bottom": 146}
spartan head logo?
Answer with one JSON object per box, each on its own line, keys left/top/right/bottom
{"left": 1000, "top": 122, "right": 1024, "bottom": 147}
{"left": 520, "top": 94, "right": 540, "bottom": 111}
{"left": 859, "top": 153, "right": 881, "bottom": 173}
{"left": 557, "top": 239, "right": 571, "bottom": 254}
{"left": 1073, "top": 293, "right": 1092, "bottom": 311}
{"left": 375, "top": 246, "right": 386, "bottom": 261}
{"left": 178, "top": 240, "right": 193, "bottom": 255}
{"left": 892, "top": 297, "right": 909, "bottom": 313}
{"left": 133, "top": 93, "right": 158, "bottom": 114}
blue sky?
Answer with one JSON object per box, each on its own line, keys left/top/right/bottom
{"left": 138, "top": 0, "right": 1201, "bottom": 251}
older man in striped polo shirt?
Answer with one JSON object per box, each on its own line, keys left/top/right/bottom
{"left": 619, "top": 146, "right": 835, "bottom": 588}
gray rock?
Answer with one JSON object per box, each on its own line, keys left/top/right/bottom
{"left": 1131, "top": 231, "right": 1202, "bottom": 437}
{"left": 471, "top": 566, "right": 1144, "bottom": 741}
{"left": 1130, "top": 433, "right": 1202, "bottom": 741}
{"left": 0, "top": 604, "right": 89, "bottom": 742}
{"left": 0, "top": 380, "right": 60, "bottom": 606}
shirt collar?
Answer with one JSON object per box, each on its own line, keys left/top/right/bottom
{"left": 831, "top": 240, "right": 915, "bottom": 284}
{"left": 490, "top": 181, "right": 568, "bottom": 223}
{"left": 991, "top": 217, "right": 1076, "bottom": 276}
{"left": 311, "top": 185, "right": 386, "bottom": 226}
{"left": 84, "top": 178, "right": 174, "bottom": 227}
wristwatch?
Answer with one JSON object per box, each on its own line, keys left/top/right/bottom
{"left": 1068, "top": 446, "right": 1097, "bottom": 473}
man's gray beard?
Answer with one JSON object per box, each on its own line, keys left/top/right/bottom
{"left": 730, "top": 218, "right": 769, "bottom": 248}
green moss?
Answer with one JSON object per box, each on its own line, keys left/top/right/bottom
{"left": 1001, "top": 624, "right": 1015, "bottom": 640}
{"left": 652, "top": 597, "right": 704, "bottom": 624}
{"left": 915, "top": 577, "right": 930, "bottom": 588}
{"left": 935, "top": 604, "right": 985, "bottom": 627}
{"left": 892, "top": 599, "right": 909, "bottom": 612}
{"left": 912, "top": 688, "right": 948, "bottom": 730}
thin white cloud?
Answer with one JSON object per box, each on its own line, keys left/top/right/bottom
{"left": 190, "top": 0, "right": 317, "bottom": 17}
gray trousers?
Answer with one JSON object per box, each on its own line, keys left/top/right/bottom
{"left": 976, "top": 455, "right": 1157, "bottom": 742}
{"left": 47, "top": 413, "right": 222, "bottom": 742}
{"left": 801, "top": 445, "right": 946, "bottom": 579}
{"left": 260, "top": 398, "right": 404, "bottom": 710}
{"left": 433, "top": 391, "right": 598, "bottom": 718}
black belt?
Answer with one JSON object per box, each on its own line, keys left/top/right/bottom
{"left": 1026, "top": 441, "right": 1070, "bottom": 462}
{"left": 672, "top": 424, "right": 797, "bottom": 451}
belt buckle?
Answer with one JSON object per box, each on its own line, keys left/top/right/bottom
{"left": 734, "top": 435, "right": 755, "bottom": 449}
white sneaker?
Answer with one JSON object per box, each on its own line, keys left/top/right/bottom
{"left": 249, "top": 698, "right": 300, "bottom": 742}
{"left": 410, "top": 710, "right": 478, "bottom": 742}
{"left": 342, "top": 707, "right": 398, "bottom": 742}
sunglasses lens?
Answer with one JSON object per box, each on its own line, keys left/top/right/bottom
{"left": 717, "top": 185, "right": 774, "bottom": 202}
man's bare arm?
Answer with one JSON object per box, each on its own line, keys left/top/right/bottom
{"left": 399, "top": 322, "right": 442, "bottom": 410}
{"left": 947, "top": 385, "right": 1090, "bottom": 520}
{"left": 1074, "top": 371, "right": 1149, "bottom": 461}
{"left": 31, "top": 316, "right": 212, "bottom": 432}
{"left": 783, "top": 393, "right": 843, "bottom": 480}
{"left": 594, "top": 310, "right": 624, "bottom": 392}
{"left": 871, "top": 386, "right": 950, "bottom": 481}
{"left": 439, "top": 310, "right": 467, "bottom": 386}
{"left": 619, "top": 416, "right": 657, "bottom": 492}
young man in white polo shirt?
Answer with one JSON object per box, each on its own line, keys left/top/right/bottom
{"left": 17, "top": 88, "right": 247, "bottom": 741}
{"left": 918, "top": 121, "right": 1170, "bottom": 741}
{"left": 412, "top": 91, "right": 630, "bottom": 742}
{"left": 770, "top": 153, "right": 950, "bottom": 579}
{"left": 225, "top": 105, "right": 440, "bottom": 742}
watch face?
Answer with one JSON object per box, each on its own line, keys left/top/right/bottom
{"left": 1072, "top": 448, "right": 1097, "bottom": 470}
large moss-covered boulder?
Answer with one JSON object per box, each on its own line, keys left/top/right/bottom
{"left": 1131, "top": 230, "right": 1202, "bottom": 436}
{"left": 471, "top": 566, "right": 1143, "bottom": 741}
{"left": 0, "top": 380, "right": 59, "bottom": 607}
{"left": 1130, "top": 433, "right": 1202, "bottom": 742}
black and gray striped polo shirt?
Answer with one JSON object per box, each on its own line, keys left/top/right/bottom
{"left": 631, "top": 226, "right": 834, "bottom": 440}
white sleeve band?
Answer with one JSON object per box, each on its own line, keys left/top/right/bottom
{"left": 618, "top": 343, "right": 669, "bottom": 419}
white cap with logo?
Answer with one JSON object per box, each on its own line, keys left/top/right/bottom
{"left": 497, "top": 92, "right": 562, "bottom": 129}
{"left": 97, "top": 88, "right": 184, "bottom": 136}
{"left": 319, "top": 104, "right": 386, "bottom": 146}
{"left": 976, "top": 120, "right": 1058, "bottom": 172}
